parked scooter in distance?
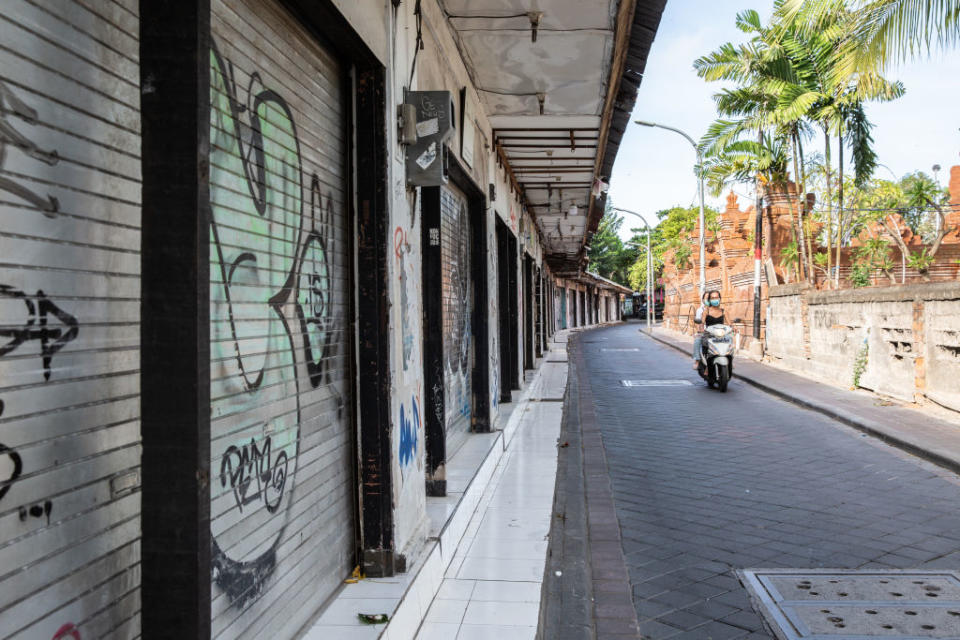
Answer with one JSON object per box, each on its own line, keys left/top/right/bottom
{"left": 697, "top": 320, "right": 739, "bottom": 392}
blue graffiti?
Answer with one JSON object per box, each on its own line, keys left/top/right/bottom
{"left": 399, "top": 395, "right": 419, "bottom": 469}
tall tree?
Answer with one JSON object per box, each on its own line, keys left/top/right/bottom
{"left": 697, "top": 2, "right": 904, "bottom": 287}
{"left": 587, "top": 207, "right": 638, "bottom": 287}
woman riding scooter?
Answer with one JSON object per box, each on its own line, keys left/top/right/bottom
{"left": 692, "top": 290, "right": 725, "bottom": 369}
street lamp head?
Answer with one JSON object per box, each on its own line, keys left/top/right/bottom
{"left": 634, "top": 119, "right": 656, "bottom": 127}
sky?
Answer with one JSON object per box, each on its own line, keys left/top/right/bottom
{"left": 607, "top": 1, "right": 960, "bottom": 239}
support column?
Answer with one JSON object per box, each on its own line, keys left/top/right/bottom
{"left": 140, "top": 2, "right": 212, "bottom": 636}
{"left": 355, "top": 65, "right": 396, "bottom": 576}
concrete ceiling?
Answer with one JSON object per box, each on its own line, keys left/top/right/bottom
{"left": 441, "top": 0, "right": 619, "bottom": 265}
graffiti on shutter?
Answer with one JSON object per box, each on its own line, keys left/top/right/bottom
{"left": 440, "top": 186, "right": 472, "bottom": 453}
{"left": 209, "top": 1, "right": 353, "bottom": 636}
{"left": 0, "top": 3, "right": 142, "bottom": 637}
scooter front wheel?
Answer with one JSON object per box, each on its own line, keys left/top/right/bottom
{"left": 717, "top": 365, "right": 730, "bottom": 392}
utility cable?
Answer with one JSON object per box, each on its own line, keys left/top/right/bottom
{"left": 408, "top": 0, "right": 423, "bottom": 88}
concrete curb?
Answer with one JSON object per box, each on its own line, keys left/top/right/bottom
{"left": 540, "top": 331, "right": 642, "bottom": 639}
{"left": 642, "top": 328, "right": 960, "bottom": 478}
{"left": 539, "top": 337, "right": 594, "bottom": 640}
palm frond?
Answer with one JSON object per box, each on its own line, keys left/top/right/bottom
{"left": 736, "top": 9, "right": 764, "bottom": 34}
{"left": 844, "top": 103, "right": 878, "bottom": 187}
{"left": 858, "top": 0, "right": 960, "bottom": 65}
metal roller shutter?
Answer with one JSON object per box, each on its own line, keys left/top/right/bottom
{"left": 560, "top": 287, "right": 567, "bottom": 329}
{"left": 440, "top": 184, "right": 473, "bottom": 455}
{"left": 0, "top": 2, "right": 141, "bottom": 638}
{"left": 209, "top": 1, "right": 353, "bottom": 637}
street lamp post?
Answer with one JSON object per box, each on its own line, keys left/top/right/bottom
{"left": 634, "top": 120, "right": 706, "bottom": 299}
{"left": 612, "top": 207, "right": 653, "bottom": 330}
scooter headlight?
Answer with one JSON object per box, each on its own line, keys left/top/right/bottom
{"left": 709, "top": 341, "right": 732, "bottom": 355}
{"left": 706, "top": 325, "right": 732, "bottom": 339}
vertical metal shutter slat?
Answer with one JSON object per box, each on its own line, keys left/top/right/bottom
{"left": 441, "top": 185, "right": 472, "bottom": 456}
{"left": 0, "top": 2, "right": 142, "bottom": 638}
{"left": 209, "top": 1, "right": 353, "bottom": 637}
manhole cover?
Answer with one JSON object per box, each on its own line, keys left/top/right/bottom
{"left": 620, "top": 379, "right": 692, "bottom": 387}
{"left": 742, "top": 569, "right": 960, "bottom": 639}
{"left": 602, "top": 348, "right": 641, "bottom": 352}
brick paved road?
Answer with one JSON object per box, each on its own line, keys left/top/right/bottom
{"left": 579, "top": 323, "right": 960, "bottom": 640}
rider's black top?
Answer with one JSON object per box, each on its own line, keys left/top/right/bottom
{"left": 704, "top": 312, "right": 725, "bottom": 327}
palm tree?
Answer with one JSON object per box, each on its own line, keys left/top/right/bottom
{"left": 781, "top": 0, "right": 960, "bottom": 72}
{"left": 700, "top": 131, "right": 793, "bottom": 196}
{"left": 696, "top": 11, "right": 807, "bottom": 279}
{"left": 697, "top": 3, "right": 906, "bottom": 287}
{"left": 777, "top": 1, "right": 903, "bottom": 285}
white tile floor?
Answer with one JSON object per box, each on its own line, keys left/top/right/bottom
{"left": 414, "top": 345, "right": 567, "bottom": 640}
{"left": 302, "top": 336, "right": 568, "bottom": 640}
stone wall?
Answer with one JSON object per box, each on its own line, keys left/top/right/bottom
{"left": 766, "top": 283, "right": 960, "bottom": 410}
{"left": 662, "top": 168, "right": 960, "bottom": 344}
{"left": 765, "top": 284, "right": 808, "bottom": 370}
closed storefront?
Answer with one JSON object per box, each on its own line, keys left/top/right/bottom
{"left": 209, "top": 0, "right": 354, "bottom": 636}
{"left": 560, "top": 287, "right": 567, "bottom": 329}
{"left": 0, "top": 3, "right": 142, "bottom": 637}
{"left": 440, "top": 184, "right": 473, "bottom": 455}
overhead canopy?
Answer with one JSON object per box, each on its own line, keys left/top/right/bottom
{"left": 441, "top": 0, "right": 666, "bottom": 272}
{"left": 585, "top": 271, "right": 633, "bottom": 295}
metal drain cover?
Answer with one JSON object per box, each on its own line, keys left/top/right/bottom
{"left": 742, "top": 569, "right": 960, "bottom": 639}
{"left": 620, "top": 379, "right": 692, "bottom": 387}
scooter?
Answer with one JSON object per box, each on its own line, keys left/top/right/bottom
{"left": 697, "top": 324, "right": 737, "bottom": 392}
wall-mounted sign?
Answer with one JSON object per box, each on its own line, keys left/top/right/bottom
{"left": 406, "top": 91, "right": 453, "bottom": 186}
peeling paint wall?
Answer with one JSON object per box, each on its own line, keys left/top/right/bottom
{"left": 925, "top": 300, "right": 960, "bottom": 412}
{"left": 385, "top": 0, "right": 428, "bottom": 566}
{"left": 766, "top": 284, "right": 960, "bottom": 410}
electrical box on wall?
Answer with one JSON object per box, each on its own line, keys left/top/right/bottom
{"left": 405, "top": 91, "right": 454, "bottom": 186}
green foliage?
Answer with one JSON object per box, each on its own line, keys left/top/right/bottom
{"left": 844, "top": 103, "right": 878, "bottom": 188}
{"left": 623, "top": 204, "right": 721, "bottom": 290}
{"left": 701, "top": 133, "right": 793, "bottom": 196}
{"left": 901, "top": 172, "right": 950, "bottom": 233}
{"left": 587, "top": 205, "right": 637, "bottom": 287}
{"left": 840, "top": 171, "right": 948, "bottom": 236}
{"left": 673, "top": 243, "right": 692, "bottom": 270}
{"left": 907, "top": 248, "right": 936, "bottom": 272}
{"left": 850, "top": 261, "right": 872, "bottom": 287}
{"left": 852, "top": 235, "right": 896, "bottom": 282}
{"left": 652, "top": 205, "right": 718, "bottom": 242}
{"left": 695, "top": 0, "right": 906, "bottom": 289}
{"left": 780, "top": 0, "right": 960, "bottom": 72}
{"left": 780, "top": 240, "right": 799, "bottom": 272}
{"left": 865, "top": 235, "right": 895, "bottom": 269}
{"left": 852, "top": 338, "right": 869, "bottom": 387}
{"left": 696, "top": 0, "right": 904, "bottom": 195}
{"left": 627, "top": 250, "right": 663, "bottom": 291}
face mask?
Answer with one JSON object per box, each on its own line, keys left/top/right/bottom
{"left": 709, "top": 299, "right": 720, "bottom": 307}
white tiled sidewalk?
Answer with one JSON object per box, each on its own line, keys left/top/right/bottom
{"left": 415, "top": 345, "right": 568, "bottom": 639}
{"left": 301, "top": 335, "right": 569, "bottom": 640}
